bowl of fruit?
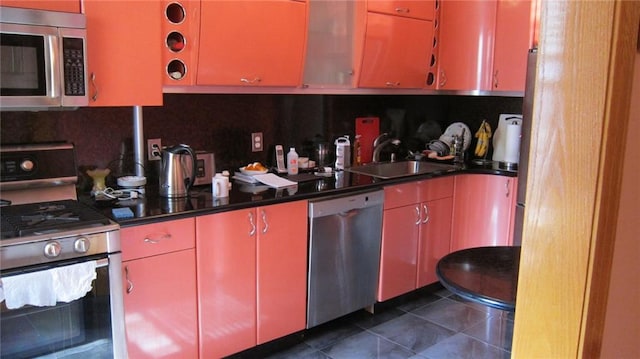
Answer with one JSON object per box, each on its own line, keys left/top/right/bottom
{"left": 239, "top": 162, "right": 268, "bottom": 176}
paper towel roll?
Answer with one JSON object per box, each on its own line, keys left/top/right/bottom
{"left": 503, "top": 122, "right": 522, "bottom": 164}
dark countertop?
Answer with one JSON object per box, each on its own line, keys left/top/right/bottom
{"left": 83, "top": 160, "right": 516, "bottom": 227}
{"left": 436, "top": 246, "right": 521, "bottom": 311}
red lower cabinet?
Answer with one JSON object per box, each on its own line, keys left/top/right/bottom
{"left": 451, "top": 174, "right": 517, "bottom": 251}
{"left": 121, "top": 218, "right": 198, "bottom": 359}
{"left": 378, "top": 177, "right": 454, "bottom": 301}
{"left": 196, "top": 200, "right": 308, "bottom": 358}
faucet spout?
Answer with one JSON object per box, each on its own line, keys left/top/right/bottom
{"left": 372, "top": 138, "right": 401, "bottom": 163}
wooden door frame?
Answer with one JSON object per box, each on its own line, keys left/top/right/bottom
{"left": 512, "top": 1, "right": 639, "bottom": 358}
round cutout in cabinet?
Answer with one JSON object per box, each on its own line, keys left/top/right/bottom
{"left": 166, "top": 3, "right": 185, "bottom": 24}
{"left": 166, "top": 31, "right": 185, "bottom": 52}
{"left": 167, "top": 59, "right": 186, "bottom": 80}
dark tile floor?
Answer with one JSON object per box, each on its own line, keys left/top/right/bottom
{"left": 228, "top": 284, "right": 514, "bottom": 359}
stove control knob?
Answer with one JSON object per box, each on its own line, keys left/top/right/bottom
{"left": 74, "top": 237, "right": 91, "bottom": 253}
{"left": 20, "top": 159, "right": 34, "bottom": 172}
{"left": 44, "top": 241, "right": 62, "bottom": 258}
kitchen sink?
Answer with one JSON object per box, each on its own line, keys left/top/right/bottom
{"left": 345, "top": 161, "right": 458, "bottom": 179}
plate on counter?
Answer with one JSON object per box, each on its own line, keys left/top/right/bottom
{"left": 440, "top": 122, "right": 471, "bottom": 151}
{"left": 239, "top": 167, "right": 268, "bottom": 176}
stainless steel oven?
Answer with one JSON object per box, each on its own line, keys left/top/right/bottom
{"left": 0, "top": 143, "right": 127, "bottom": 358}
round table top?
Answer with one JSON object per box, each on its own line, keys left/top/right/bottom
{"left": 436, "top": 246, "right": 520, "bottom": 311}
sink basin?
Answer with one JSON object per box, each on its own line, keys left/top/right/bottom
{"left": 345, "top": 161, "right": 457, "bottom": 179}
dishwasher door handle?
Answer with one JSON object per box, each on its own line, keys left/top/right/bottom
{"left": 338, "top": 208, "right": 360, "bottom": 218}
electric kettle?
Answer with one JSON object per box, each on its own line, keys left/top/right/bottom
{"left": 159, "top": 144, "right": 197, "bottom": 198}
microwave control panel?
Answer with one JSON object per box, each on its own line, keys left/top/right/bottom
{"left": 62, "top": 37, "right": 85, "bottom": 96}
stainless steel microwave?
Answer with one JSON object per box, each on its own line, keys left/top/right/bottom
{"left": 0, "top": 6, "right": 88, "bottom": 110}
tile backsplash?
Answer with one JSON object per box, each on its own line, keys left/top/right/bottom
{"left": 1, "top": 93, "right": 522, "bottom": 183}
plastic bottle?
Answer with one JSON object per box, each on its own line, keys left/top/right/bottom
{"left": 334, "top": 135, "right": 351, "bottom": 170}
{"left": 287, "top": 147, "right": 299, "bottom": 175}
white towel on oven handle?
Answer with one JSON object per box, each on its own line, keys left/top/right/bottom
{"left": 0, "top": 260, "right": 97, "bottom": 309}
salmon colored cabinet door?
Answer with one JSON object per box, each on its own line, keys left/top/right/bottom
{"left": 196, "top": 209, "right": 256, "bottom": 359}
{"left": 492, "top": 0, "right": 533, "bottom": 91}
{"left": 359, "top": 12, "right": 433, "bottom": 89}
{"left": 196, "top": 200, "right": 307, "bottom": 358}
{"left": 367, "top": 0, "right": 436, "bottom": 21}
{"left": 84, "top": 0, "right": 162, "bottom": 106}
{"left": 378, "top": 203, "right": 421, "bottom": 301}
{"left": 122, "top": 249, "right": 198, "bottom": 359}
{"left": 417, "top": 197, "right": 453, "bottom": 286}
{"left": 197, "top": 1, "right": 308, "bottom": 87}
{"left": 437, "top": 0, "right": 496, "bottom": 91}
{"left": 451, "top": 174, "right": 517, "bottom": 252}
{"left": 1, "top": 0, "right": 80, "bottom": 12}
{"left": 256, "top": 201, "right": 308, "bottom": 344}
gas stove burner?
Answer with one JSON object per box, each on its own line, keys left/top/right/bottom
{"left": 1, "top": 200, "right": 112, "bottom": 239}
{"left": 21, "top": 211, "right": 81, "bottom": 226}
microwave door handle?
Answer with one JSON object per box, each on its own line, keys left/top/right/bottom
{"left": 46, "top": 34, "right": 61, "bottom": 100}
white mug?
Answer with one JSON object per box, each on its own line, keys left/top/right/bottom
{"left": 212, "top": 173, "right": 229, "bottom": 198}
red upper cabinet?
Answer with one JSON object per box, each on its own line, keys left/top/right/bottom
{"left": 451, "top": 174, "right": 517, "bottom": 252}
{"left": 1, "top": 0, "right": 80, "bottom": 12}
{"left": 196, "top": 0, "right": 308, "bottom": 87}
{"left": 358, "top": 11, "right": 434, "bottom": 89}
{"left": 356, "top": 0, "right": 435, "bottom": 89}
{"left": 161, "top": 0, "right": 201, "bottom": 86}
{"left": 492, "top": 0, "right": 534, "bottom": 91}
{"left": 437, "top": 0, "right": 533, "bottom": 92}
{"left": 437, "top": 0, "right": 496, "bottom": 91}
{"left": 84, "top": 0, "right": 163, "bottom": 106}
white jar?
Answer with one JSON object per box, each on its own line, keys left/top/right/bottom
{"left": 287, "top": 147, "right": 299, "bottom": 175}
{"left": 334, "top": 135, "right": 351, "bottom": 170}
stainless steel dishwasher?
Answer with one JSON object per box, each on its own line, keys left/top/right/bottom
{"left": 307, "top": 189, "right": 384, "bottom": 328}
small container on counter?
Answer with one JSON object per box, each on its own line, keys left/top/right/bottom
{"left": 287, "top": 147, "right": 299, "bottom": 175}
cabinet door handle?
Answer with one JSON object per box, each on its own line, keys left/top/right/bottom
{"left": 394, "top": 7, "right": 410, "bottom": 13}
{"left": 505, "top": 180, "right": 510, "bottom": 197}
{"left": 261, "top": 209, "right": 269, "bottom": 234}
{"left": 385, "top": 81, "right": 400, "bottom": 87}
{"left": 240, "top": 77, "right": 261, "bottom": 84}
{"left": 415, "top": 206, "right": 421, "bottom": 225}
{"left": 422, "top": 204, "right": 430, "bottom": 224}
{"left": 143, "top": 233, "right": 171, "bottom": 244}
{"left": 439, "top": 70, "right": 447, "bottom": 87}
{"left": 90, "top": 72, "right": 98, "bottom": 102}
{"left": 248, "top": 211, "right": 256, "bottom": 236}
{"left": 493, "top": 70, "right": 499, "bottom": 89}
{"left": 124, "top": 265, "right": 134, "bottom": 294}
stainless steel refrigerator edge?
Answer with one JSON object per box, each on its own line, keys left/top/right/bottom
{"left": 513, "top": 48, "right": 538, "bottom": 245}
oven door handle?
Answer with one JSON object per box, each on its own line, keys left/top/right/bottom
{"left": 96, "top": 258, "right": 109, "bottom": 268}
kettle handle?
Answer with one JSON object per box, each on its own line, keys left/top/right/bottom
{"left": 172, "top": 144, "right": 197, "bottom": 191}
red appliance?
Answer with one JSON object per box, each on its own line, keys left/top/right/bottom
{"left": 355, "top": 117, "right": 380, "bottom": 164}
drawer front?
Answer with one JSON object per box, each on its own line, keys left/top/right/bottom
{"left": 122, "top": 218, "right": 195, "bottom": 261}
{"left": 367, "top": 0, "right": 436, "bottom": 21}
{"left": 418, "top": 176, "right": 454, "bottom": 202}
{"left": 384, "top": 182, "right": 420, "bottom": 209}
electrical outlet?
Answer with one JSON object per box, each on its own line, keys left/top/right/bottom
{"left": 147, "top": 138, "right": 162, "bottom": 161}
{"left": 251, "top": 132, "right": 263, "bottom": 152}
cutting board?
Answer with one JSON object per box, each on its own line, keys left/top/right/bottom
{"left": 355, "top": 117, "right": 380, "bottom": 164}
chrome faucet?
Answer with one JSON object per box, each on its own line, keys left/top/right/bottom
{"left": 372, "top": 136, "right": 401, "bottom": 163}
